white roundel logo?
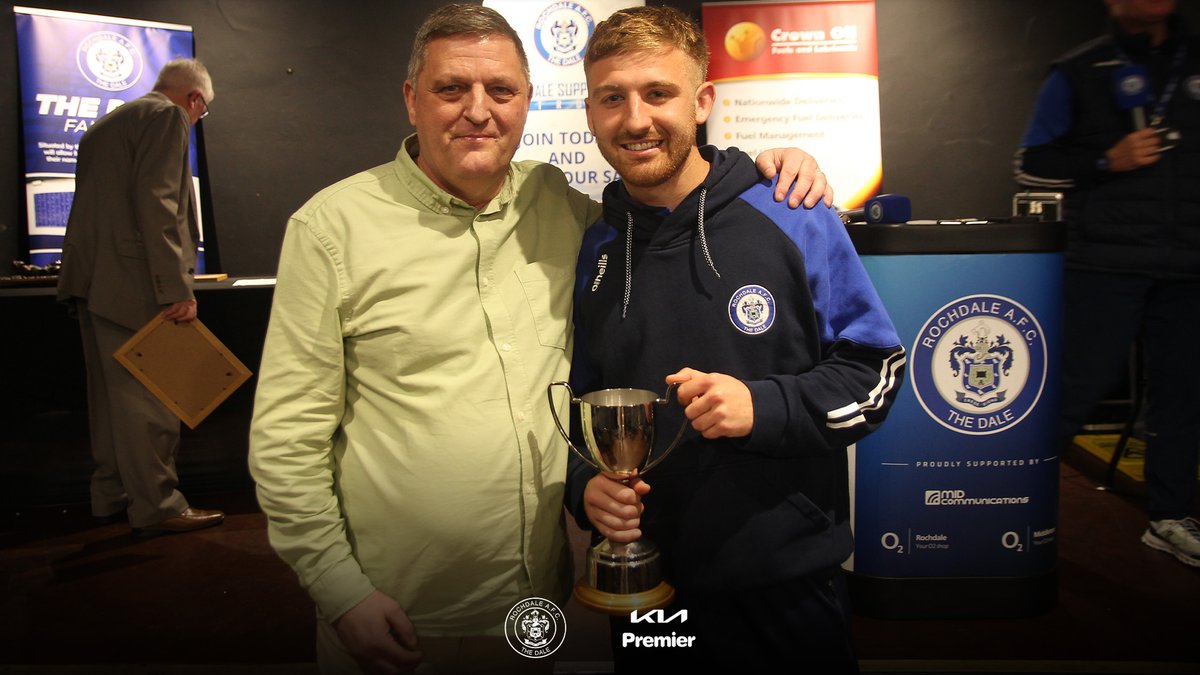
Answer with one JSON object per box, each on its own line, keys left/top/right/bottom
{"left": 729, "top": 284, "right": 775, "bottom": 335}
{"left": 534, "top": 2, "right": 594, "bottom": 66}
{"left": 867, "top": 201, "right": 884, "bottom": 222}
{"left": 77, "top": 31, "right": 143, "bottom": 92}
{"left": 1119, "top": 72, "right": 1147, "bottom": 97}
{"left": 504, "top": 597, "right": 566, "bottom": 658}
{"left": 1186, "top": 75, "right": 1200, "bottom": 100}
{"left": 911, "top": 294, "right": 1047, "bottom": 436}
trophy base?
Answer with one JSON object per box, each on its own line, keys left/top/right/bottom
{"left": 572, "top": 577, "right": 676, "bottom": 616}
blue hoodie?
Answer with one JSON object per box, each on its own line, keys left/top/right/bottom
{"left": 566, "top": 146, "right": 906, "bottom": 592}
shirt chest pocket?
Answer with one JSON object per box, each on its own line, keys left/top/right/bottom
{"left": 515, "top": 255, "right": 574, "bottom": 350}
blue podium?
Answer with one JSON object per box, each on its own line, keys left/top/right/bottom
{"left": 847, "top": 221, "right": 1065, "bottom": 618}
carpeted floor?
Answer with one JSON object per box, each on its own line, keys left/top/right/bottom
{"left": 1, "top": 429, "right": 1197, "bottom": 674}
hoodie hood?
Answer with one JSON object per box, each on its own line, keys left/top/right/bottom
{"left": 599, "top": 146, "right": 763, "bottom": 317}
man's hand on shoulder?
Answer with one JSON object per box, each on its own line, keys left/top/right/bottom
{"left": 754, "top": 148, "right": 835, "bottom": 209}
{"left": 334, "top": 590, "right": 423, "bottom": 674}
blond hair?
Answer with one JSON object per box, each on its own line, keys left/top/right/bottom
{"left": 584, "top": 6, "right": 708, "bottom": 84}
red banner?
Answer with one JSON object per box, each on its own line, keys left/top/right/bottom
{"left": 703, "top": 1, "right": 880, "bottom": 208}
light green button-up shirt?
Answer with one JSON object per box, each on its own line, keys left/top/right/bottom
{"left": 249, "top": 135, "right": 600, "bottom": 635}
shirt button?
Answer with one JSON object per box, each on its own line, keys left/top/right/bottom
{"left": 440, "top": 206, "right": 450, "bottom": 214}
{"left": 502, "top": 343, "right": 512, "bottom": 352}
{"left": 516, "top": 412, "right": 526, "bottom": 422}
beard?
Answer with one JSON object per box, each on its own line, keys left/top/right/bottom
{"left": 600, "top": 129, "right": 695, "bottom": 189}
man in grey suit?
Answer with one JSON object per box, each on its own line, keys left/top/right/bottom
{"left": 57, "top": 58, "right": 224, "bottom": 536}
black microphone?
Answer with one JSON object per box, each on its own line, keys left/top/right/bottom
{"left": 1113, "top": 64, "right": 1151, "bottom": 130}
{"left": 839, "top": 194, "right": 912, "bottom": 224}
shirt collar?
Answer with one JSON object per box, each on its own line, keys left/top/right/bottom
{"left": 394, "top": 134, "right": 515, "bottom": 216}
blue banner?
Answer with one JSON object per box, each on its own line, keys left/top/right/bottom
{"left": 852, "top": 252, "right": 1062, "bottom": 578}
{"left": 14, "top": 7, "right": 204, "bottom": 269}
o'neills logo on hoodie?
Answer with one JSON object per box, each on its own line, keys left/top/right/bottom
{"left": 591, "top": 254, "right": 608, "bottom": 292}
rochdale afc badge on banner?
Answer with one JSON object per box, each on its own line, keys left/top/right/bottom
{"left": 77, "top": 31, "right": 143, "bottom": 92}
{"left": 911, "top": 294, "right": 1047, "bottom": 435}
{"left": 533, "top": 2, "right": 594, "bottom": 67}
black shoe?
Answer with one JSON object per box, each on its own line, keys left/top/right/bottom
{"left": 93, "top": 511, "right": 127, "bottom": 526}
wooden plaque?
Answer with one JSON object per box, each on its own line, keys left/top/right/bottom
{"left": 113, "top": 314, "right": 253, "bottom": 429}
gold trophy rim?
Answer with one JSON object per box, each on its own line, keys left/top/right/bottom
{"left": 572, "top": 577, "right": 676, "bottom": 616}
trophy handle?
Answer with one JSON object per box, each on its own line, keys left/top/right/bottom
{"left": 547, "top": 381, "right": 602, "bottom": 471}
{"left": 642, "top": 382, "right": 689, "bottom": 474}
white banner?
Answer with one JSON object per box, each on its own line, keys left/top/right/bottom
{"left": 485, "top": 0, "right": 643, "bottom": 201}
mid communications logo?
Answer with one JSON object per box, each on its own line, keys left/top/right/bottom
{"left": 911, "top": 294, "right": 1047, "bottom": 436}
{"left": 924, "top": 489, "right": 1030, "bottom": 506}
{"left": 77, "top": 31, "right": 143, "bottom": 92}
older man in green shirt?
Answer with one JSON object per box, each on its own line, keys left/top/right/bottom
{"left": 248, "top": 5, "right": 831, "bottom": 674}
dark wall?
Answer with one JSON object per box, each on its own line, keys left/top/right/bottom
{"left": 2, "top": 1, "right": 1195, "bottom": 276}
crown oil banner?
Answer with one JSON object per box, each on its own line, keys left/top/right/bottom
{"left": 703, "top": 0, "right": 881, "bottom": 209}
{"left": 484, "top": 0, "right": 643, "bottom": 201}
{"left": 13, "top": 6, "right": 206, "bottom": 270}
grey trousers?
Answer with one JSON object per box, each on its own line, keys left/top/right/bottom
{"left": 78, "top": 302, "right": 188, "bottom": 527}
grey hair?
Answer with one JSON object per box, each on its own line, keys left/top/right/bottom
{"left": 153, "top": 58, "right": 214, "bottom": 102}
{"left": 407, "top": 4, "right": 529, "bottom": 83}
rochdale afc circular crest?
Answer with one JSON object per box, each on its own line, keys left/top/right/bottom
{"left": 1186, "top": 75, "right": 1200, "bottom": 100}
{"left": 911, "top": 294, "right": 1047, "bottom": 436}
{"left": 533, "top": 2, "right": 594, "bottom": 66}
{"left": 1118, "top": 71, "right": 1147, "bottom": 98}
{"left": 77, "top": 31, "right": 143, "bottom": 92}
{"left": 504, "top": 597, "right": 566, "bottom": 658}
{"left": 729, "top": 285, "right": 775, "bottom": 335}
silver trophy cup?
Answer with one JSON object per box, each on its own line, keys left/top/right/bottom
{"left": 548, "top": 381, "right": 687, "bottom": 615}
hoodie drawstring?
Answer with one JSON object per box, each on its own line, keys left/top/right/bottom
{"left": 621, "top": 187, "right": 719, "bottom": 320}
{"left": 696, "top": 188, "right": 720, "bottom": 279}
{"left": 622, "top": 211, "right": 633, "bottom": 319}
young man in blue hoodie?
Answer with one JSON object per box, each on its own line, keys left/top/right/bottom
{"left": 566, "top": 7, "right": 906, "bottom": 672}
